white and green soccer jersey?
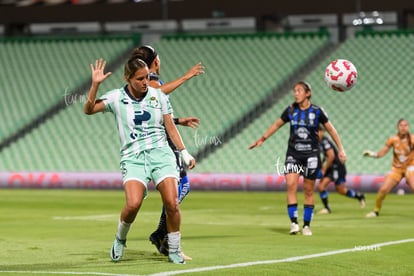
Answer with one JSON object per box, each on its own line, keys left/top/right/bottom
{"left": 100, "top": 85, "right": 173, "bottom": 159}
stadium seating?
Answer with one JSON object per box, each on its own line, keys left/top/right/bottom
{"left": 1, "top": 32, "right": 330, "bottom": 172}
{"left": 302, "top": 30, "right": 414, "bottom": 174}
{"left": 197, "top": 30, "right": 414, "bottom": 174}
{"left": 0, "top": 36, "right": 135, "bottom": 142}
{"left": 0, "top": 35, "right": 135, "bottom": 171}
{"left": 2, "top": 30, "right": 413, "bottom": 176}
{"left": 153, "top": 32, "right": 330, "bottom": 152}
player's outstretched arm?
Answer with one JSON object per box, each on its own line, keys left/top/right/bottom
{"left": 175, "top": 117, "right": 200, "bottom": 129}
{"left": 249, "top": 118, "right": 285, "bottom": 150}
{"left": 362, "top": 150, "right": 377, "bottom": 157}
{"left": 161, "top": 62, "right": 205, "bottom": 94}
{"left": 363, "top": 144, "right": 390, "bottom": 158}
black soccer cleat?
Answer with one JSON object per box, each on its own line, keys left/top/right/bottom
{"left": 149, "top": 231, "right": 163, "bottom": 254}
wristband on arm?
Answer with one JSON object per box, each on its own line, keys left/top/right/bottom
{"left": 181, "top": 149, "right": 194, "bottom": 166}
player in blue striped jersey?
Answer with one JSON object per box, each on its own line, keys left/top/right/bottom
{"left": 84, "top": 57, "right": 195, "bottom": 264}
{"left": 249, "top": 81, "right": 346, "bottom": 236}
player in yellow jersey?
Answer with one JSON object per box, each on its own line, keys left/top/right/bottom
{"left": 363, "top": 118, "right": 414, "bottom": 217}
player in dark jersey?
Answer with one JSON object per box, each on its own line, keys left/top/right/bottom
{"left": 131, "top": 45, "right": 204, "bottom": 260}
{"left": 249, "top": 81, "right": 346, "bottom": 236}
{"left": 317, "top": 126, "right": 365, "bottom": 214}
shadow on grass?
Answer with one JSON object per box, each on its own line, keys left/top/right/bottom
{"left": 0, "top": 249, "right": 170, "bottom": 272}
{"left": 268, "top": 226, "right": 290, "bottom": 235}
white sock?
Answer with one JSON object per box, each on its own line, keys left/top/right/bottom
{"left": 117, "top": 220, "right": 131, "bottom": 240}
{"left": 168, "top": 231, "right": 181, "bottom": 253}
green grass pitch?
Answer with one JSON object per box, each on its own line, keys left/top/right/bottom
{"left": 0, "top": 189, "right": 413, "bottom": 275}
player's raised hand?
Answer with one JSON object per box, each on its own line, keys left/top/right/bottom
{"left": 178, "top": 117, "right": 200, "bottom": 129}
{"left": 90, "top": 58, "right": 112, "bottom": 84}
{"left": 185, "top": 62, "right": 205, "bottom": 79}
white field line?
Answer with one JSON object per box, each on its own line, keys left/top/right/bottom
{"left": 0, "top": 238, "right": 413, "bottom": 276}
{"left": 149, "top": 238, "right": 414, "bottom": 276}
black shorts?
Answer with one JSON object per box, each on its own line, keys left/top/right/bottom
{"left": 284, "top": 153, "right": 321, "bottom": 180}
{"left": 324, "top": 163, "right": 346, "bottom": 185}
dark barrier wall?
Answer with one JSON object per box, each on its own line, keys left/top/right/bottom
{"left": 0, "top": 0, "right": 412, "bottom": 25}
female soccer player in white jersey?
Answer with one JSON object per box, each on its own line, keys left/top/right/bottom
{"left": 249, "top": 81, "right": 346, "bottom": 236}
{"left": 131, "top": 45, "right": 204, "bottom": 260}
{"left": 84, "top": 58, "right": 195, "bottom": 264}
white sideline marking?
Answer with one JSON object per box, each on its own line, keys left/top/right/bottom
{"left": 149, "top": 238, "right": 414, "bottom": 276}
{"left": 1, "top": 238, "right": 413, "bottom": 276}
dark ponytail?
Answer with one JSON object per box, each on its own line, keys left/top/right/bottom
{"left": 130, "top": 45, "right": 158, "bottom": 67}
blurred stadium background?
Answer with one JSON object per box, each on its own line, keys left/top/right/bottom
{"left": 1, "top": 0, "right": 414, "bottom": 191}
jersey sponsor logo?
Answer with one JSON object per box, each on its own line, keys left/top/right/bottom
{"left": 291, "top": 118, "right": 316, "bottom": 127}
{"left": 296, "top": 127, "right": 309, "bottom": 139}
{"left": 130, "top": 110, "right": 151, "bottom": 140}
{"left": 133, "top": 110, "right": 151, "bottom": 125}
{"left": 139, "top": 132, "right": 150, "bottom": 138}
{"left": 294, "top": 143, "right": 312, "bottom": 151}
{"left": 290, "top": 111, "right": 319, "bottom": 127}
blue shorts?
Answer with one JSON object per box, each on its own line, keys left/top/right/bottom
{"left": 120, "top": 146, "right": 179, "bottom": 193}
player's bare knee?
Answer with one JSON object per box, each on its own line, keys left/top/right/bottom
{"left": 164, "top": 201, "right": 180, "bottom": 216}
{"left": 125, "top": 199, "right": 142, "bottom": 213}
